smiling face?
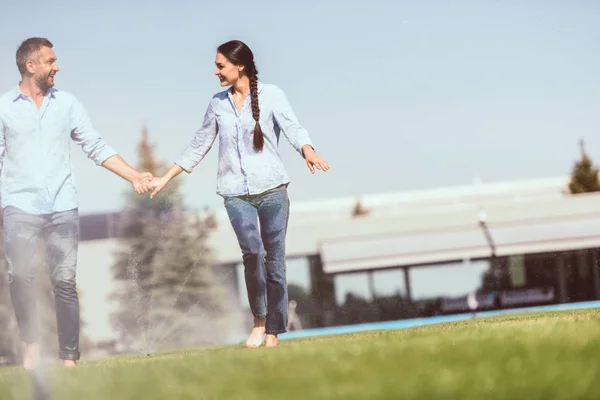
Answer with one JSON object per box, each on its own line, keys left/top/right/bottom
{"left": 26, "top": 45, "right": 60, "bottom": 91}
{"left": 214, "top": 52, "right": 244, "bottom": 87}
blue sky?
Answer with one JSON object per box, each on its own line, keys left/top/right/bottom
{"left": 1, "top": 0, "right": 598, "bottom": 214}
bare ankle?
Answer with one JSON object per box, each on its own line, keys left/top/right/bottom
{"left": 23, "top": 343, "right": 40, "bottom": 371}
{"left": 246, "top": 318, "right": 266, "bottom": 348}
{"left": 253, "top": 316, "right": 266, "bottom": 328}
{"left": 265, "top": 334, "right": 278, "bottom": 347}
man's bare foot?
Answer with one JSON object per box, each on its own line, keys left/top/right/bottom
{"left": 246, "top": 316, "right": 266, "bottom": 348}
{"left": 23, "top": 343, "right": 40, "bottom": 371}
{"left": 62, "top": 360, "right": 77, "bottom": 368}
{"left": 265, "top": 334, "right": 278, "bottom": 348}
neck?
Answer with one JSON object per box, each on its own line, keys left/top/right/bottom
{"left": 231, "top": 76, "right": 250, "bottom": 97}
{"left": 19, "top": 77, "right": 47, "bottom": 101}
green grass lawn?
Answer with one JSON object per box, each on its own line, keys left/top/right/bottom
{"left": 1, "top": 309, "right": 599, "bottom": 399}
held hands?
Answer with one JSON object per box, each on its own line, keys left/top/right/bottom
{"left": 302, "top": 145, "right": 330, "bottom": 174}
{"left": 131, "top": 172, "right": 169, "bottom": 198}
{"left": 133, "top": 164, "right": 182, "bottom": 198}
{"left": 132, "top": 172, "right": 154, "bottom": 194}
{"left": 149, "top": 176, "right": 169, "bottom": 199}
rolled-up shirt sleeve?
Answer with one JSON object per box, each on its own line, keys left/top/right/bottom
{"left": 271, "top": 85, "right": 314, "bottom": 158}
{"left": 69, "top": 96, "right": 118, "bottom": 165}
{"left": 174, "top": 100, "right": 218, "bottom": 173}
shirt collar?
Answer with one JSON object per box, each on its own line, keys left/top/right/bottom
{"left": 227, "top": 81, "right": 264, "bottom": 96}
{"left": 12, "top": 84, "right": 58, "bottom": 102}
{"left": 12, "top": 86, "right": 23, "bottom": 101}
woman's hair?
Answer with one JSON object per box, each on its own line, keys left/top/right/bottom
{"left": 217, "top": 40, "right": 263, "bottom": 152}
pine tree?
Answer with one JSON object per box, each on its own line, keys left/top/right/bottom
{"left": 109, "top": 126, "right": 231, "bottom": 354}
{"left": 569, "top": 139, "right": 600, "bottom": 194}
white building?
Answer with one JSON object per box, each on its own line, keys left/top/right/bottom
{"left": 77, "top": 175, "right": 600, "bottom": 346}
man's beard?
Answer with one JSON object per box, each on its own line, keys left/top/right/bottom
{"left": 35, "top": 74, "right": 53, "bottom": 92}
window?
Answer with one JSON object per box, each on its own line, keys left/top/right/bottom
{"left": 372, "top": 268, "right": 407, "bottom": 298}
{"left": 409, "top": 260, "right": 490, "bottom": 300}
{"left": 509, "top": 255, "right": 526, "bottom": 287}
{"left": 334, "top": 272, "right": 372, "bottom": 306}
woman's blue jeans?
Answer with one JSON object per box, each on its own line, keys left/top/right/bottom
{"left": 223, "top": 185, "right": 290, "bottom": 335}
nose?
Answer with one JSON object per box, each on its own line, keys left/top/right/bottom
{"left": 214, "top": 68, "right": 219, "bottom": 76}
{"left": 54, "top": 62, "right": 60, "bottom": 72}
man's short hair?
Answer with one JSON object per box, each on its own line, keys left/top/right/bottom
{"left": 16, "top": 37, "right": 53, "bottom": 75}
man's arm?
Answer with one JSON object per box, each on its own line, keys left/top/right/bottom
{"left": 101, "top": 155, "right": 152, "bottom": 194}
{"left": 69, "top": 96, "right": 151, "bottom": 192}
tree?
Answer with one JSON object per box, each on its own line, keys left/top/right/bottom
{"left": 109, "top": 126, "right": 232, "bottom": 354}
{"left": 569, "top": 139, "right": 600, "bottom": 194}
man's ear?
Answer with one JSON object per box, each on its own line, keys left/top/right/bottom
{"left": 25, "top": 59, "right": 36, "bottom": 75}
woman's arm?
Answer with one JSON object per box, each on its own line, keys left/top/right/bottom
{"left": 150, "top": 100, "right": 218, "bottom": 198}
{"left": 272, "top": 86, "right": 329, "bottom": 173}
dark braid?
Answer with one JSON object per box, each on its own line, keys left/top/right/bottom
{"left": 249, "top": 73, "right": 263, "bottom": 151}
{"left": 216, "top": 40, "right": 264, "bottom": 151}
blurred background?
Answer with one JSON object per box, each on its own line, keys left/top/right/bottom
{"left": 0, "top": 0, "right": 599, "bottom": 364}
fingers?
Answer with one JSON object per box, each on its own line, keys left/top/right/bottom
{"left": 140, "top": 172, "right": 153, "bottom": 181}
{"left": 150, "top": 185, "right": 162, "bottom": 199}
{"left": 134, "top": 183, "right": 147, "bottom": 195}
{"left": 306, "top": 155, "right": 330, "bottom": 174}
{"left": 149, "top": 178, "right": 167, "bottom": 199}
{"left": 142, "top": 182, "right": 153, "bottom": 192}
{"left": 306, "top": 159, "right": 315, "bottom": 174}
{"left": 131, "top": 172, "right": 159, "bottom": 195}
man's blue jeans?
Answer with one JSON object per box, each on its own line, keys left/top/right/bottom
{"left": 223, "top": 185, "right": 290, "bottom": 335}
{"left": 3, "top": 206, "right": 81, "bottom": 361}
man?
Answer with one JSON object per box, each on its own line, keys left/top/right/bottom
{"left": 0, "top": 37, "right": 152, "bottom": 370}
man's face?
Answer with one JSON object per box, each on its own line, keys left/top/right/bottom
{"left": 27, "top": 46, "right": 59, "bottom": 91}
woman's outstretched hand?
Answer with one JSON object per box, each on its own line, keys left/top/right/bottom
{"left": 149, "top": 176, "right": 169, "bottom": 199}
{"left": 148, "top": 164, "right": 185, "bottom": 199}
{"left": 302, "top": 145, "right": 330, "bottom": 174}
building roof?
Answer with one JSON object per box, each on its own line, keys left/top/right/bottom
{"left": 212, "top": 175, "right": 570, "bottom": 225}
{"left": 77, "top": 175, "right": 600, "bottom": 271}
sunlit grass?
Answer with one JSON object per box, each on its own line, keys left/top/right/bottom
{"left": 1, "top": 309, "right": 599, "bottom": 399}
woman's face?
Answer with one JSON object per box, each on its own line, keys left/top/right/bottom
{"left": 214, "top": 52, "right": 244, "bottom": 87}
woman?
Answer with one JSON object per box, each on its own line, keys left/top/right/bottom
{"left": 150, "top": 40, "right": 329, "bottom": 348}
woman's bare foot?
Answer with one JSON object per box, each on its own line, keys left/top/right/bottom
{"left": 264, "top": 334, "right": 278, "bottom": 348}
{"left": 63, "top": 360, "right": 77, "bottom": 368}
{"left": 23, "top": 343, "right": 39, "bottom": 371}
{"left": 246, "top": 316, "right": 266, "bottom": 348}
